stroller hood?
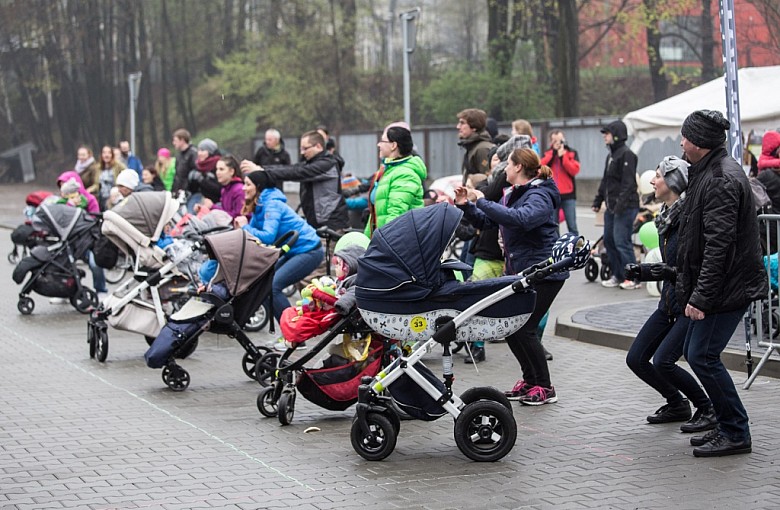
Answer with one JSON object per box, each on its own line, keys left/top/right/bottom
{"left": 356, "top": 202, "right": 462, "bottom": 301}
{"left": 204, "top": 229, "right": 280, "bottom": 296}
{"left": 33, "top": 203, "right": 95, "bottom": 240}
{"left": 112, "top": 191, "right": 178, "bottom": 241}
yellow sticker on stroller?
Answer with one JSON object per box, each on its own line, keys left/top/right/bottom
{"left": 410, "top": 316, "right": 427, "bottom": 333}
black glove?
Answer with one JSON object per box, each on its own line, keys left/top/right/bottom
{"left": 625, "top": 263, "right": 676, "bottom": 283}
{"left": 624, "top": 263, "right": 641, "bottom": 281}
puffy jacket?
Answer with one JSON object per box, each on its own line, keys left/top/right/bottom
{"left": 541, "top": 147, "right": 580, "bottom": 198}
{"left": 263, "top": 150, "right": 349, "bottom": 231}
{"left": 57, "top": 170, "right": 100, "bottom": 214}
{"left": 365, "top": 154, "right": 426, "bottom": 237}
{"left": 242, "top": 187, "right": 322, "bottom": 255}
{"left": 459, "top": 178, "right": 568, "bottom": 281}
{"left": 758, "top": 130, "right": 780, "bottom": 171}
{"left": 593, "top": 121, "right": 639, "bottom": 214}
{"left": 675, "top": 146, "right": 768, "bottom": 313}
{"left": 213, "top": 177, "right": 245, "bottom": 218}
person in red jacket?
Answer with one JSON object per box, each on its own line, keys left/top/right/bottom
{"left": 541, "top": 129, "right": 580, "bottom": 235}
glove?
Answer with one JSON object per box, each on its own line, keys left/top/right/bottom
{"left": 624, "top": 263, "right": 641, "bottom": 281}
{"left": 626, "top": 263, "right": 677, "bottom": 282}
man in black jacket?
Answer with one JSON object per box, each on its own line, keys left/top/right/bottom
{"left": 252, "top": 128, "right": 291, "bottom": 167}
{"left": 675, "top": 109, "right": 768, "bottom": 457}
{"left": 171, "top": 128, "right": 198, "bottom": 198}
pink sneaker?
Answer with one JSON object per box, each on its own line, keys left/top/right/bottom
{"left": 503, "top": 380, "right": 530, "bottom": 401}
{"left": 519, "top": 386, "right": 558, "bottom": 406}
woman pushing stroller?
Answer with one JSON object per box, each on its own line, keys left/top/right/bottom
{"left": 233, "top": 170, "right": 324, "bottom": 326}
{"left": 454, "top": 147, "right": 566, "bottom": 406}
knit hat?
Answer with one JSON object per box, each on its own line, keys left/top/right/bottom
{"left": 60, "top": 178, "right": 80, "bottom": 196}
{"left": 681, "top": 109, "right": 730, "bottom": 149}
{"left": 157, "top": 147, "right": 171, "bottom": 158}
{"left": 197, "top": 138, "right": 218, "bottom": 155}
{"left": 332, "top": 244, "right": 365, "bottom": 278}
{"left": 246, "top": 170, "right": 274, "bottom": 190}
{"left": 658, "top": 155, "right": 689, "bottom": 196}
{"left": 493, "top": 134, "right": 532, "bottom": 175}
{"left": 116, "top": 168, "right": 139, "bottom": 190}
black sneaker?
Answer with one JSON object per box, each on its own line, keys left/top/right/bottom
{"left": 690, "top": 428, "right": 721, "bottom": 447}
{"left": 680, "top": 404, "right": 717, "bottom": 433}
{"left": 693, "top": 434, "right": 752, "bottom": 457}
{"left": 646, "top": 399, "right": 691, "bottom": 424}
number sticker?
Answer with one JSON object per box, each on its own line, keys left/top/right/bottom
{"left": 410, "top": 316, "right": 427, "bottom": 333}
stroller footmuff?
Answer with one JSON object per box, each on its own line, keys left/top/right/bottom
{"left": 351, "top": 204, "right": 591, "bottom": 461}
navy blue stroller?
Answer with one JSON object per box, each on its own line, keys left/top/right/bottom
{"left": 351, "top": 203, "right": 590, "bottom": 461}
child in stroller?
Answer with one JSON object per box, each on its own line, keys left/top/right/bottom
{"left": 143, "top": 228, "right": 298, "bottom": 391}
{"left": 350, "top": 204, "right": 590, "bottom": 462}
{"left": 255, "top": 236, "right": 395, "bottom": 425}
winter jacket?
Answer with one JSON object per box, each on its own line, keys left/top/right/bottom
{"left": 458, "top": 130, "right": 495, "bottom": 185}
{"left": 469, "top": 176, "right": 504, "bottom": 262}
{"left": 213, "top": 177, "right": 244, "bottom": 218}
{"left": 657, "top": 214, "right": 682, "bottom": 317}
{"left": 79, "top": 162, "right": 101, "bottom": 195}
{"left": 195, "top": 154, "right": 222, "bottom": 203}
{"left": 242, "top": 187, "right": 322, "bottom": 256}
{"left": 364, "top": 155, "right": 427, "bottom": 237}
{"left": 263, "top": 150, "right": 349, "bottom": 231}
{"left": 758, "top": 131, "right": 780, "bottom": 171}
{"left": 593, "top": 121, "right": 639, "bottom": 214}
{"left": 541, "top": 146, "right": 580, "bottom": 199}
{"left": 253, "top": 140, "right": 292, "bottom": 167}
{"left": 173, "top": 144, "right": 198, "bottom": 194}
{"left": 459, "top": 178, "right": 567, "bottom": 281}
{"left": 57, "top": 170, "right": 100, "bottom": 214}
{"left": 675, "top": 146, "right": 769, "bottom": 314}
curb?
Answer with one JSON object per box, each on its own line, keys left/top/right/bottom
{"left": 555, "top": 306, "right": 780, "bottom": 380}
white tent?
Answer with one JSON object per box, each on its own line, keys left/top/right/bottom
{"left": 623, "top": 66, "right": 780, "bottom": 152}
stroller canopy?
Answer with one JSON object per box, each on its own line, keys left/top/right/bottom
{"left": 356, "top": 203, "right": 462, "bottom": 301}
{"left": 34, "top": 203, "right": 95, "bottom": 240}
{"left": 204, "top": 229, "right": 280, "bottom": 296}
{"left": 113, "top": 191, "right": 178, "bottom": 241}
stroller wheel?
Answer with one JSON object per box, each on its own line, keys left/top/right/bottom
{"left": 87, "top": 323, "right": 96, "bottom": 359}
{"left": 243, "top": 303, "right": 270, "bottom": 332}
{"left": 254, "top": 352, "right": 280, "bottom": 387}
{"left": 104, "top": 253, "right": 129, "bottom": 284}
{"left": 256, "top": 386, "right": 279, "bottom": 417}
{"left": 162, "top": 364, "right": 190, "bottom": 391}
{"left": 277, "top": 390, "right": 296, "bottom": 425}
{"left": 71, "top": 288, "right": 97, "bottom": 314}
{"left": 351, "top": 412, "right": 397, "bottom": 461}
{"left": 17, "top": 296, "right": 34, "bottom": 315}
{"left": 459, "top": 386, "right": 512, "bottom": 411}
{"left": 242, "top": 352, "right": 260, "bottom": 380}
{"left": 8, "top": 250, "right": 20, "bottom": 265}
{"left": 95, "top": 328, "right": 109, "bottom": 362}
{"left": 599, "top": 263, "right": 611, "bottom": 282}
{"left": 584, "top": 259, "right": 599, "bottom": 282}
{"left": 454, "top": 400, "right": 517, "bottom": 462}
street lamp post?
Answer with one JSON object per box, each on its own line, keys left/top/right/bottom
{"left": 128, "top": 72, "right": 143, "bottom": 155}
{"left": 400, "top": 8, "right": 420, "bottom": 128}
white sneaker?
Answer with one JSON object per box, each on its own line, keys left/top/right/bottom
{"left": 273, "top": 340, "right": 307, "bottom": 352}
{"left": 619, "top": 280, "right": 642, "bottom": 290}
{"left": 601, "top": 276, "right": 620, "bottom": 288}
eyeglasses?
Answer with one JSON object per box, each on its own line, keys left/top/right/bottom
{"left": 378, "top": 139, "right": 393, "bottom": 144}
{"left": 300, "top": 145, "right": 314, "bottom": 152}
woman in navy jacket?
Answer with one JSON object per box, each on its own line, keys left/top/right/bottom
{"left": 455, "top": 148, "right": 567, "bottom": 406}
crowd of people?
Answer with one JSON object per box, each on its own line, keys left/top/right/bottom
{"left": 48, "top": 106, "right": 777, "bottom": 457}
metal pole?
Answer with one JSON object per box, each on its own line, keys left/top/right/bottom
{"left": 719, "top": 0, "right": 742, "bottom": 165}
{"left": 402, "top": 15, "right": 410, "bottom": 127}
{"left": 128, "top": 72, "right": 143, "bottom": 155}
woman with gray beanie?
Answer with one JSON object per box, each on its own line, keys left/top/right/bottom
{"left": 624, "top": 156, "right": 716, "bottom": 434}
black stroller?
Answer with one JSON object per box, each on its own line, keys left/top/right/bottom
{"left": 350, "top": 204, "right": 590, "bottom": 461}
{"left": 143, "top": 228, "right": 297, "bottom": 391}
{"left": 12, "top": 203, "right": 100, "bottom": 314}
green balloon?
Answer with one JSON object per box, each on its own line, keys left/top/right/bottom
{"left": 639, "top": 221, "right": 659, "bottom": 250}
{"left": 334, "top": 231, "right": 370, "bottom": 252}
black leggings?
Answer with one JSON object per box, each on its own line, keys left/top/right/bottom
{"left": 506, "top": 279, "right": 565, "bottom": 388}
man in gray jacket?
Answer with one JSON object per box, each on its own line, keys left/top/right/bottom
{"left": 241, "top": 130, "right": 349, "bottom": 232}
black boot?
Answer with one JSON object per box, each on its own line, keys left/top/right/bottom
{"left": 680, "top": 404, "right": 718, "bottom": 433}
{"left": 646, "top": 398, "right": 691, "bottom": 424}
{"left": 464, "top": 346, "right": 485, "bottom": 364}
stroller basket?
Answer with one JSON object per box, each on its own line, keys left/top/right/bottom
{"left": 104, "top": 295, "right": 163, "bottom": 338}
{"left": 296, "top": 344, "right": 383, "bottom": 411}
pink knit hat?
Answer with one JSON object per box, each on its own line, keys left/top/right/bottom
{"left": 157, "top": 148, "right": 171, "bottom": 158}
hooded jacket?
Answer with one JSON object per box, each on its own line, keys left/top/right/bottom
{"left": 242, "top": 187, "right": 322, "bottom": 255}
{"left": 458, "top": 130, "right": 494, "bottom": 185}
{"left": 364, "top": 154, "right": 427, "bottom": 237}
{"left": 263, "top": 150, "right": 349, "bottom": 231}
{"left": 593, "top": 120, "right": 638, "bottom": 214}
{"left": 541, "top": 145, "right": 580, "bottom": 198}
{"left": 758, "top": 130, "right": 780, "bottom": 171}
{"left": 213, "top": 177, "right": 245, "bottom": 218}
{"left": 459, "top": 178, "right": 568, "bottom": 281}
{"left": 57, "top": 170, "right": 100, "bottom": 214}
{"left": 675, "top": 146, "right": 768, "bottom": 313}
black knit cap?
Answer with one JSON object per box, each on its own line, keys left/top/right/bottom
{"left": 246, "top": 170, "right": 274, "bottom": 190}
{"left": 681, "top": 109, "right": 730, "bottom": 149}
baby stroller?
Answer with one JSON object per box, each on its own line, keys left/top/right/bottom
{"left": 13, "top": 203, "right": 100, "bottom": 315}
{"left": 143, "top": 228, "right": 298, "bottom": 391}
{"left": 350, "top": 204, "right": 590, "bottom": 462}
{"left": 87, "top": 192, "right": 228, "bottom": 362}
{"left": 584, "top": 235, "right": 610, "bottom": 282}
{"left": 8, "top": 190, "right": 55, "bottom": 265}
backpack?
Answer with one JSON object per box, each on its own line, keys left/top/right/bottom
{"left": 93, "top": 235, "right": 119, "bottom": 269}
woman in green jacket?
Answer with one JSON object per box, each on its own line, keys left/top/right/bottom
{"left": 365, "top": 125, "right": 427, "bottom": 237}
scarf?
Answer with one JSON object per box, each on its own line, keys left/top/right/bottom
{"left": 654, "top": 192, "right": 685, "bottom": 236}
{"left": 75, "top": 156, "right": 94, "bottom": 174}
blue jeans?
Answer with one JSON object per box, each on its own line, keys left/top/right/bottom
{"left": 626, "top": 309, "right": 709, "bottom": 407}
{"left": 603, "top": 208, "right": 637, "bottom": 282}
{"left": 88, "top": 251, "right": 107, "bottom": 293}
{"left": 267, "top": 247, "right": 324, "bottom": 323}
{"left": 559, "top": 198, "right": 578, "bottom": 235}
{"left": 683, "top": 307, "right": 749, "bottom": 441}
